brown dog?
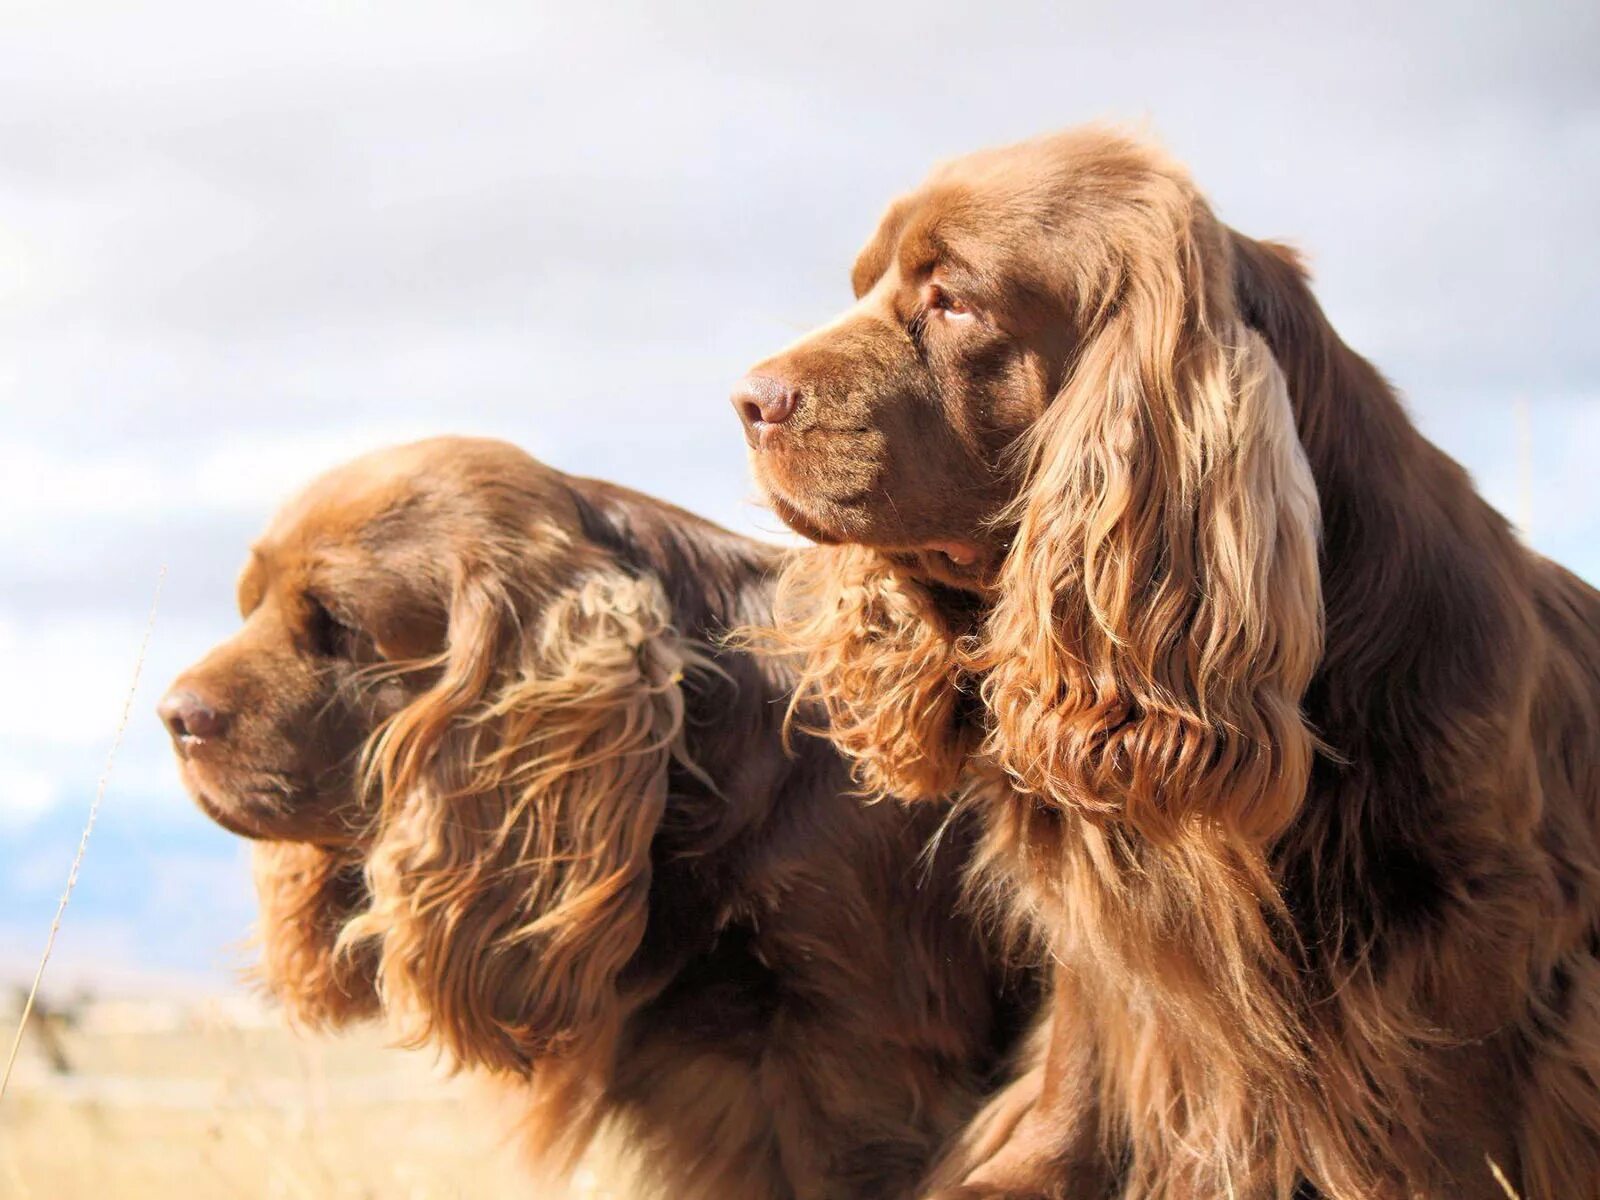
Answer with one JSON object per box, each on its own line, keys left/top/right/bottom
{"left": 735, "top": 128, "right": 1600, "bottom": 1199}
{"left": 159, "top": 436, "right": 1031, "bottom": 1200}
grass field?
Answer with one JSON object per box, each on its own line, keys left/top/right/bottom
{"left": 0, "top": 994, "right": 587, "bottom": 1199}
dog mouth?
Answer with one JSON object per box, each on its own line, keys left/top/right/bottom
{"left": 917, "top": 540, "right": 983, "bottom": 570}
{"left": 760, "top": 484, "right": 994, "bottom": 590}
{"left": 180, "top": 757, "right": 357, "bottom": 844}
{"left": 763, "top": 488, "right": 843, "bottom": 547}
{"left": 191, "top": 787, "right": 280, "bottom": 840}
{"left": 892, "top": 545, "right": 993, "bottom": 592}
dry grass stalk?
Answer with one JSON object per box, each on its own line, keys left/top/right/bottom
{"left": 0, "top": 567, "right": 165, "bottom": 1105}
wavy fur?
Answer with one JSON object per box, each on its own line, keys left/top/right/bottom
{"left": 761, "top": 544, "right": 977, "bottom": 800}
{"left": 352, "top": 567, "right": 702, "bottom": 1168}
{"left": 741, "top": 129, "right": 1600, "bottom": 1198}
{"left": 165, "top": 438, "right": 1025, "bottom": 1200}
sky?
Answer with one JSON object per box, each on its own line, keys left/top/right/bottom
{"left": 2, "top": 0, "right": 1597, "bottom": 995}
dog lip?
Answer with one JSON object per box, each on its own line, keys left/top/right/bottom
{"left": 756, "top": 478, "right": 994, "bottom": 589}
{"left": 763, "top": 487, "right": 841, "bottom": 545}
{"left": 742, "top": 421, "right": 785, "bottom": 451}
{"left": 760, "top": 485, "right": 992, "bottom": 576}
{"left": 191, "top": 788, "right": 272, "bottom": 839}
{"left": 180, "top": 759, "right": 310, "bottom": 841}
{"left": 899, "top": 550, "right": 992, "bottom": 593}
{"left": 920, "top": 540, "right": 982, "bottom": 567}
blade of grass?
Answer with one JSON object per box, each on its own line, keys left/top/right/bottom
{"left": 0, "top": 567, "right": 165, "bottom": 1106}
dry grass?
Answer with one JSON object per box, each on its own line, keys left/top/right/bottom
{"left": 1, "top": 568, "right": 163, "bottom": 1102}
{"left": 0, "top": 995, "right": 598, "bottom": 1199}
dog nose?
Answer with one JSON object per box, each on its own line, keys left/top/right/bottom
{"left": 732, "top": 374, "right": 799, "bottom": 430}
{"left": 158, "top": 688, "right": 228, "bottom": 744}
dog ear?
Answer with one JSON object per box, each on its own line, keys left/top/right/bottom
{"left": 250, "top": 841, "right": 379, "bottom": 1027}
{"left": 762, "top": 544, "right": 977, "bottom": 800}
{"left": 357, "top": 562, "right": 698, "bottom": 1082}
{"left": 981, "top": 208, "right": 1323, "bottom": 845}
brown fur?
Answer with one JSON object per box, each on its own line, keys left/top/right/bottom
{"left": 738, "top": 127, "right": 1600, "bottom": 1198}
{"left": 160, "top": 437, "right": 1031, "bottom": 1200}
{"left": 248, "top": 841, "right": 378, "bottom": 1028}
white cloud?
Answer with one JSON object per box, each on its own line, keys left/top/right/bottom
{"left": 0, "top": 443, "right": 165, "bottom": 529}
{"left": 0, "top": 763, "right": 59, "bottom": 828}
{"left": 189, "top": 425, "right": 437, "bottom": 514}
{"left": 0, "top": 612, "right": 164, "bottom": 749}
{"left": 0, "top": 603, "right": 200, "bottom": 825}
{"left": 0, "top": 425, "right": 443, "bottom": 535}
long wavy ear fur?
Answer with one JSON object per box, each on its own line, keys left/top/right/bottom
{"left": 981, "top": 202, "right": 1323, "bottom": 847}
{"left": 764, "top": 544, "right": 977, "bottom": 800}
{"left": 355, "top": 563, "right": 697, "bottom": 1112}
{"left": 250, "top": 841, "right": 379, "bottom": 1027}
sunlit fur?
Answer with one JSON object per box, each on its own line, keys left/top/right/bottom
{"left": 349, "top": 568, "right": 704, "bottom": 1165}
{"left": 165, "top": 437, "right": 1025, "bottom": 1200}
{"left": 980, "top": 288, "right": 1323, "bottom": 847}
{"left": 748, "top": 129, "right": 1600, "bottom": 1198}
{"left": 759, "top": 543, "right": 976, "bottom": 800}
{"left": 251, "top": 841, "right": 378, "bottom": 1028}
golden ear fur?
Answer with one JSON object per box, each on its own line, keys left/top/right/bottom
{"left": 351, "top": 564, "right": 702, "bottom": 1118}
{"left": 981, "top": 214, "right": 1323, "bottom": 848}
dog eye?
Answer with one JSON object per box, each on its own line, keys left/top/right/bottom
{"left": 306, "top": 594, "right": 363, "bottom": 659}
{"left": 926, "top": 283, "right": 974, "bottom": 320}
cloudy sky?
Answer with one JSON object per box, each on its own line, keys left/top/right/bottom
{"left": 3, "top": 0, "right": 1596, "bottom": 994}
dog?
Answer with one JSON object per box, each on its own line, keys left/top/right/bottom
{"left": 160, "top": 436, "right": 1032, "bottom": 1199}
{"left": 734, "top": 127, "right": 1600, "bottom": 1198}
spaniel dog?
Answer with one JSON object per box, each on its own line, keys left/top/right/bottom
{"left": 158, "top": 436, "right": 1030, "bottom": 1200}
{"left": 733, "top": 128, "right": 1600, "bottom": 1199}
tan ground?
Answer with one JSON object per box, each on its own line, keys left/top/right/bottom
{"left": 0, "top": 996, "right": 596, "bottom": 1199}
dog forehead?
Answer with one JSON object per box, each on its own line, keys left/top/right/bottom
{"left": 855, "top": 142, "right": 1089, "bottom": 295}
{"left": 880, "top": 162, "right": 1085, "bottom": 272}
{"left": 263, "top": 455, "right": 430, "bottom": 552}
{"left": 861, "top": 190, "right": 1060, "bottom": 310}
{"left": 933, "top": 126, "right": 1149, "bottom": 187}
{"left": 262, "top": 438, "right": 536, "bottom": 539}
{"left": 249, "top": 439, "right": 582, "bottom": 589}
{"left": 915, "top": 130, "right": 1180, "bottom": 241}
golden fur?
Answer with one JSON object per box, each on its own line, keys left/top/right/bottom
{"left": 765, "top": 543, "right": 978, "bottom": 801}
{"left": 161, "top": 437, "right": 1028, "bottom": 1199}
{"left": 350, "top": 567, "right": 708, "bottom": 1165}
{"left": 737, "top": 128, "right": 1600, "bottom": 1198}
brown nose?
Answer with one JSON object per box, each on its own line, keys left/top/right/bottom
{"left": 731, "top": 374, "right": 799, "bottom": 430}
{"left": 158, "top": 687, "right": 228, "bottom": 745}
